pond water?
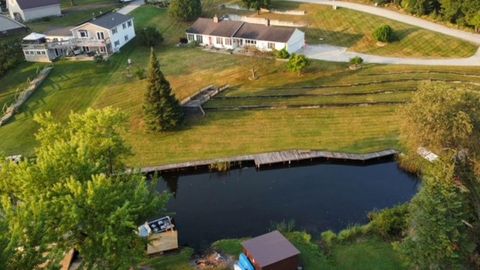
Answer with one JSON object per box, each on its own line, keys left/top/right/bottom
{"left": 157, "top": 161, "right": 419, "bottom": 250}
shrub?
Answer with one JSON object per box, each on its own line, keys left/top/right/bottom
{"left": 0, "top": 39, "right": 22, "bottom": 79}
{"left": 373, "top": 24, "right": 394, "bottom": 42}
{"left": 337, "top": 225, "right": 368, "bottom": 242}
{"left": 286, "top": 54, "right": 310, "bottom": 75}
{"left": 276, "top": 48, "right": 290, "bottom": 59}
{"left": 137, "top": 26, "right": 164, "bottom": 47}
{"left": 320, "top": 230, "right": 337, "bottom": 248}
{"left": 94, "top": 54, "right": 104, "bottom": 63}
{"left": 349, "top": 56, "right": 364, "bottom": 65}
{"left": 368, "top": 204, "right": 409, "bottom": 239}
{"left": 134, "top": 67, "right": 146, "bottom": 80}
{"left": 209, "top": 161, "right": 231, "bottom": 172}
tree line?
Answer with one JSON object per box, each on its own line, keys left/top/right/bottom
{"left": 0, "top": 39, "right": 23, "bottom": 79}
{"left": 372, "top": 0, "right": 480, "bottom": 31}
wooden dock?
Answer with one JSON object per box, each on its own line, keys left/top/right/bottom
{"left": 147, "top": 230, "right": 179, "bottom": 255}
{"left": 140, "top": 149, "right": 398, "bottom": 173}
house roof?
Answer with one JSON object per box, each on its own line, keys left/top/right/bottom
{"left": 234, "top": 22, "right": 296, "bottom": 43}
{"left": 44, "top": 26, "right": 73, "bottom": 37}
{"left": 88, "top": 12, "right": 132, "bottom": 30}
{"left": 242, "top": 230, "right": 300, "bottom": 267}
{"left": 0, "top": 14, "right": 26, "bottom": 32}
{"left": 186, "top": 17, "right": 297, "bottom": 43}
{"left": 15, "top": 0, "right": 60, "bottom": 9}
{"left": 23, "top": 32, "right": 46, "bottom": 41}
{"left": 187, "top": 18, "right": 243, "bottom": 38}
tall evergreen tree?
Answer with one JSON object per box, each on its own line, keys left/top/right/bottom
{"left": 144, "top": 49, "right": 183, "bottom": 131}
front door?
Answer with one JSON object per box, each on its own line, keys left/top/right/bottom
{"left": 208, "top": 36, "right": 212, "bottom": 45}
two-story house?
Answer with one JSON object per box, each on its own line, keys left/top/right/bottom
{"left": 7, "top": 0, "right": 61, "bottom": 22}
{"left": 70, "top": 12, "right": 136, "bottom": 55}
{"left": 21, "top": 12, "right": 136, "bottom": 62}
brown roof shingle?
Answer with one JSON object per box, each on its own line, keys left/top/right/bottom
{"left": 187, "top": 17, "right": 296, "bottom": 43}
{"left": 242, "top": 230, "right": 300, "bottom": 267}
{"left": 15, "top": 0, "right": 60, "bottom": 9}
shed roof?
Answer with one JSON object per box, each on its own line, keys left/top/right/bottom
{"left": 45, "top": 26, "right": 73, "bottom": 37}
{"left": 15, "top": 0, "right": 60, "bottom": 9}
{"left": 187, "top": 17, "right": 297, "bottom": 43}
{"left": 0, "top": 15, "right": 26, "bottom": 32}
{"left": 88, "top": 12, "right": 132, "bottom": 29}
{"left": 242, "top": 230, "right": 300, "bottom": 267}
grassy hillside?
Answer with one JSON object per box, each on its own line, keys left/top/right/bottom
{"left": 248, "top": 1, "right": 478, "bottom": 58}
{"left": 1, "top": 6, "right": 480, "bottom": 166}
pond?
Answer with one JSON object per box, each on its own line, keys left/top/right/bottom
{"left": 157, "top": 161, "right": 419, "bottom": 250}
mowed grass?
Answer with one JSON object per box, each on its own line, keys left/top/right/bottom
{"left": 2, "top": 6, "right": 480, "bottom": 166}
{"left": 0, "top": 63, "right": 46, "bottom": 110}
{"left": 251, "top": 1, "right": 478, "bottom": 58}
{"left": 27, "top": 1, "right": 120, "bottom": 32}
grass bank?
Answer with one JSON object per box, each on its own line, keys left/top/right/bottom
{"left": 1, "top": 6, "right": 480, "bottom": 166}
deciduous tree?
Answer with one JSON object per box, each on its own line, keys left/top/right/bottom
{"left": 168, "top": 0, "right": 202, "bottom": 21}
{"left": 396, "top": 160, "right": 476, "bottom": 269}
{"left": 0, "top": 108, "right": 170, "bottom": 269}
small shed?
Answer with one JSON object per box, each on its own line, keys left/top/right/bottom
{"left": 241, "top": 230, "right": 300, "bottom": 270}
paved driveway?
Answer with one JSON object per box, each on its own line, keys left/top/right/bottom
{"left": 288, "top": 0, "right": 480, "bottom": 45}
{"left": 287, "top": 0, "right": 480, "bottom": 66}
{"left": 117, "top": 0, "right": 145, "bottom": 15}
{"left": 301, "top": 44, "right": 480, "bottom": 66}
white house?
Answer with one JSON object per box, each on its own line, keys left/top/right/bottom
{"left": 22, "top": 12, "right": 136, "bottom": 62}
{"left": 186, "top": 17, "right": 305, "bottom": 54}
{"left": 7, "top": 0, "right": 61, "bottom": 22}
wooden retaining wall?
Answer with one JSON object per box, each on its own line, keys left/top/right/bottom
{"left": 0, "top": 66, "right": 53, "bottom": 126}
{"left": 140, "top": 149, "right": 398, "bottom": 173}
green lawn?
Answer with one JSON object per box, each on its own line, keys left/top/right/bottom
{"left": 248, "top": 1, "right": 478, "bottom": 58}
{"left": 142, "top": 248, "right": 194, "bottom": 270}
{"left": 210, "top": 232, "right": 405, "bottom": 270}
{"left": 27, "top": 1, "right": 120, "bottom": 32}
{"left": 1, "top": 6, "right": 480, "bottom": 166}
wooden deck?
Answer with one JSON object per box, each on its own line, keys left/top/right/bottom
{"left": 147, "top": 230, "right": 179, "bottom": 255}
{"left": 140, "top": 149, "right": 398, "bottom": 173}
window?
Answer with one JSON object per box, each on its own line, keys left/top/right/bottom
{"left": 100, "top": 47, "right": 105, "bottom": 53}
{"left": 196, "top": 35, "right": 203, "bottom": 43}
{"left": 187, "top": 34, "right": 194, "bottom": 41}
{"left": 97, "top": 32, "right": 105, "bottom": 40}
{"left": 245, "top": 39, "right": 257, "bottom": 46}
{"left": 224, "top": 38, "right": 232, "bottom": 46}
{"left": 112, "top": 27, "right": 117, "bottom": 34}
{"left": 122, "top": 23, "right": 126, "bottom": 29}
{"left": 114, "top": 40, "right": 120, "bottom": 47}
{"left": 216, "top": 37, "right": 223, "bottom": 45}
{"left": 41, "top": 51, "right": 46, "bottom": 55}
{"left": 268, "top": 42, "right": 275, "bottom": 49}
{"left": 79, "top": 30, "right": 88, "bottom": 38}
{"left": 124, "top": 35, "right": 128, "bottom": 41}
{"left": 127, "top": 20, "right": 132, "bottom": 27}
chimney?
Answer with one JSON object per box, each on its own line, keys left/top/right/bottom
{"left": 213, "top": 15, "right": 219, "bottom": 23}
{"left": 266, "top": 18, "right": 270, "bottom": 26}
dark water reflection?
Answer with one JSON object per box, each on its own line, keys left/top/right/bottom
{"left": 157, "top": 161, "right": 419, "bottom": 250}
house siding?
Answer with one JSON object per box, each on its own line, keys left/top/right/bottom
{"left": 110, "top": 18, "right": 135, "bottom": 52}
{"left": 286, "top": 29, "right": 305, "bottom": 53}
{"left": 187, "top": 29, "right": 304, "bottom": 53}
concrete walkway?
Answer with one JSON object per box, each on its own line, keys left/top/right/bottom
{"left": 301, "top": 44, "right": 480, "bottom": 66}
{"left": 117, "top": 0, "right": 145, "bottom": 15}
{"left": 288, "top": 0, "right": 480, "bottom": 45}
